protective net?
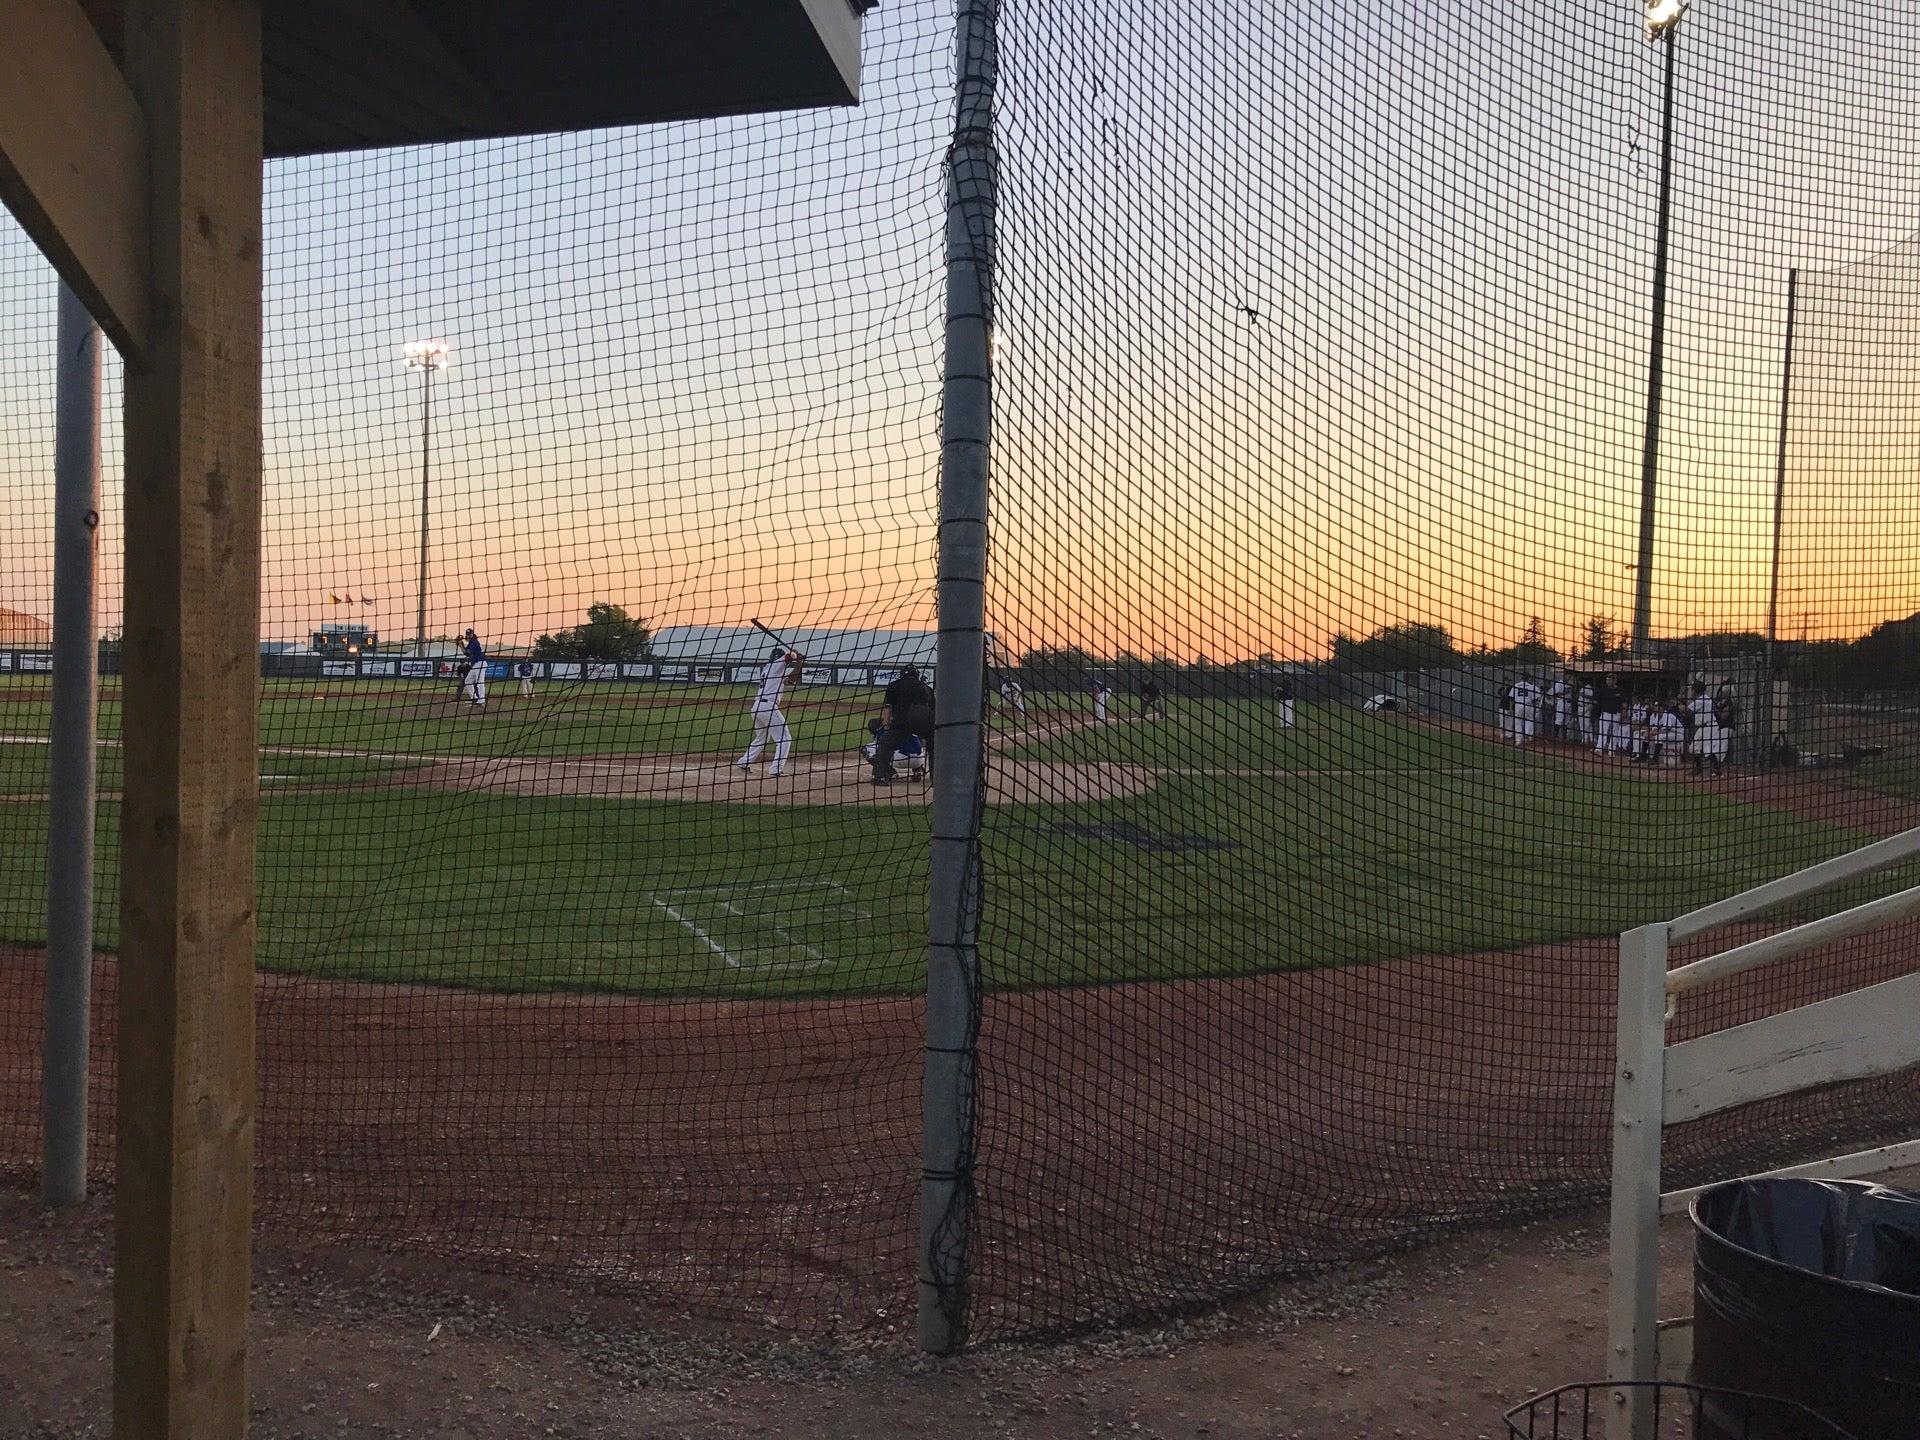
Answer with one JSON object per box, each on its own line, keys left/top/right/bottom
{"left": 2, "top": 0, "right": 1920, "bottom": 1347}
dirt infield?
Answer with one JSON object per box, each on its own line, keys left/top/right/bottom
{"left": 416, "top": 752, "right": 1157, "bottom": 805}
{"left": 5, "top": 918, "right": 1918, "bottom": 1339}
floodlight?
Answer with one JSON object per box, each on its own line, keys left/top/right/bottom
{"left": 402, "top": 338, "right": 452, "bottom": 371}
{"left": 1645, "top": 0, "right": 1686, "bottom": 41}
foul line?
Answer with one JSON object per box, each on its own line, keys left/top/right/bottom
{"left": 646, "top": 893, "right": 740, "bottom": 969}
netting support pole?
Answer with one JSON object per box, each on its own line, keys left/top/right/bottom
{"left": 1630, "top": 25, "right": 1680, "bottom": 654}
{"left": 43, "top": 279, "right": 101, "bottom": 1209}
{"left": 921, "top": 0, "right": 998, "bottom": 1357}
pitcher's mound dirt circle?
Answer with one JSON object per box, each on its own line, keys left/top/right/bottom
{"left": 419, "top": 754, "right": 1157, "bottom": 805}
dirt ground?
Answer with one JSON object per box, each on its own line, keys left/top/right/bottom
{"left": 0, "top": 1178, "right": 1709, "bottom": 1440}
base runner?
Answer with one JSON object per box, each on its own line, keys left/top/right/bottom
{"left": 737, "top": 645, "right": 803, "bottom": 777}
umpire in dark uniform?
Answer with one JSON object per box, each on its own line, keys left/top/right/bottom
{"left": 871, "top": 665, "right": 935, "bottom": 784}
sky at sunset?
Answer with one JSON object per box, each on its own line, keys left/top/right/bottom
{"left": 1, "top": 0, "right": 1918, "bottom": 662}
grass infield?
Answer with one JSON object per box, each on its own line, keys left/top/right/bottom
{"left": 0, "top": 686, "right": 1891, "bottom": 996}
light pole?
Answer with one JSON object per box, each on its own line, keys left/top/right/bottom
{"left": 402, "top": 339, "right": 452, "bottom": 657}
{"left": 1630, "top": 0, "right": 1688, "bottom": 654}
{"left": 1766, "top": 268, "right": 1798, "bottom": 672}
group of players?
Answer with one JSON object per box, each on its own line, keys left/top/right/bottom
{"left": 1500, "top": 674, "right": 1737, "bottom": 776}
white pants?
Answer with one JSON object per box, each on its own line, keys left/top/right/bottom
{"left": 519, "top": 676, "right": 535, "bottom": 698}
{"left": 1278, "top": 699, "right": 1295, "bottom": 729}
{"left": 1093, "top": 695, "right": 1108, "bottom": 723}
{"left": 464, "top": 665, "right": 487, "bottom": 705}
{"left": 739, "top": 701, "right": 792, "bottom": 770}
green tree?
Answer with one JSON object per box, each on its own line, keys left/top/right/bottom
{"left": 1330, "top": 622, "right": 1462, "bottom": 671}
{"left": 533, "top": 603, "right": 652, "bottom": 661}
{"left": 1580, "top": 615, "right": 1617, "bottom": 660}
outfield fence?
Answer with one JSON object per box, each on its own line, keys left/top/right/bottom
{"left": 5, "top": 0, "right": 1920, "bottom": 1348}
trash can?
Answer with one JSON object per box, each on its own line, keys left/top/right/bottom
{"left": 1693, "top": 1178, "right": 1920, "bottom": 1440}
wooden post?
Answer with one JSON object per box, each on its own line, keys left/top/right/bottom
{"left": 113, "top": 2, "right": 262, "bottom": 1436}
{"left": 1606, "top": 923, "right": 1669, "bottom": 1440}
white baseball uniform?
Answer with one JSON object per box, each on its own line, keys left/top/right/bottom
{"left": 1093, "top": 685, "right": 1109, "bottom": 723}
{"left": 737, "top": 654, "right": 796, "bottom": 775}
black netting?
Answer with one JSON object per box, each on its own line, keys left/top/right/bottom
{"left": 1, "top": 0, "right": 1919, "bottom": 1346}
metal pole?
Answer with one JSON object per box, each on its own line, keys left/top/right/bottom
{"left": 921, "top": 0, "right": 997, "bottom": 1356}
{"left": 1766, "top": 268, "right": 1798, "bottom": 669}
{"left": 415, "top": 365, "right": 431, "bottom": 656}
{"left": 1763, "top": 267, "right": 1798, "bottom": 757}
{"left": 1630, "top": 27, "right": 1680, "bottom": 654}
{"left": 43, "top": 281, "right": 101, "bottom": 1207}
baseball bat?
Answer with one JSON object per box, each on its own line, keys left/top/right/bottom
{"left": 750, "top": 618, "right": 793, "bottom": 651}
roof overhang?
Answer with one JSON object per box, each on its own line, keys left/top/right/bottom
{"left": 78, "top": 0, "right": 871, "bottom": 157}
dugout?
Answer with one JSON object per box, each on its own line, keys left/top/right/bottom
{"left": 0, "top": 1, "right": 868, "bottom": 1433}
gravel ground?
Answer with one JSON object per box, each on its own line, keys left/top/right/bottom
{"left": 0, "top": 1177, "right": 1727, "bottom": 1440}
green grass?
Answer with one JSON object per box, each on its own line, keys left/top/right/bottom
{"left": 0, "top": 731, "right": 1884, "bottom": 997}
{"left": 0, "top": 679, "right": 886, "bottom": 761}
{"left": 0, "top": 743, "right": 413, "bottom": 796}
{"left": 1009, "top": 698, "right": 1547, "bottom": 774}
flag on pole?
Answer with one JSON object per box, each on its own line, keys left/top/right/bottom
{"left": 328, "top": 593, "right": 341, "bottom": 604}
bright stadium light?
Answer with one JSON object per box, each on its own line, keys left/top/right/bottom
{"left": 401, "top": 339, "right": 453, "bottom": 656}
{"left": 402, "top": 338, "right": 452, "bottom": 372}
{"left": 1644, "top": 0, "right": 1686, "bottom": 42}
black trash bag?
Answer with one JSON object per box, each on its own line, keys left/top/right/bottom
{"left": 1693, "top": 1178, "right": 1920, "bottom": 1440}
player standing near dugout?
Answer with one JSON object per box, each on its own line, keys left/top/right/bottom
{"left": 870, "top": 665, "right": 935, "bottom": 785}
{"left": 736, "top": 645, "right": 803, "bottom": 777}
{"left": 461, "top": 628, "right": 487, "bottom": 709}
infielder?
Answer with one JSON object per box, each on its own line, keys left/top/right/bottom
{"left": 999, "top": 676, "right": 1027, "bottom": 719}
{"left": 517, "top": 659, "right": 535, "bottom": 698}
{"left": 461, "top": 628, "right": 487, "bottom": 708}
{"left": 1275, "top": 678, "right": 1296, "bottom": 729}
{"left": 1092, "top": 678, "right": 1110, "bottom": 724}
{"left": 737, "top": 645, "right": 803, "bottom": 777}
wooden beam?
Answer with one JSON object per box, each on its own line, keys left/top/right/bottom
{"left": 0, "top": 0, "right": 150, "bottom": 362}
{"left": 112, "top": 1, "right": 261, "bottom": 1436}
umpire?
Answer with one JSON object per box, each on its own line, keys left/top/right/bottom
{"left": 871, "top": 665, "right": 935, "bottom": 784}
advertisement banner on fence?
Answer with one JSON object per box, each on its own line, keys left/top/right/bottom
{"left": 547, "top": 662, "right": 582, "bottom": 680}
{"left": 620, "top": 663, "right": 653, "bottom": 680}
{"left": 398, "top": 660, "right": 434, "bottom": 679}
{"left": 871, "top": 669, "right": 899, "bottom": 687}
{"left": 694, "top": 666, "right": 731, "bottom": 684}
{"left": 360, "top": 659, "right": 396, "bottom": 677}
{"left": 585, "top": 662, "right": 617, "bottom": 681}
{"left": 322, "top": 661, "right": 356, "bottom": 677}
{"left": 803, "top": 667, "right": 836, "bottom": 686}
{"left": 0, "top": 652, "right": 13, "bottom": 671}
{"left": 18, "top": 653, "right": 51, "bottom": 673}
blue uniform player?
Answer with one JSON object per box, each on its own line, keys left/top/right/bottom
{"left": 461, "top": 629, "right": 487, "bottom": 708}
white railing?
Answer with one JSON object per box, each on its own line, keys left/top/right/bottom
{"left": 1606, "top": 826, "right": 1920, "bottom": 1440}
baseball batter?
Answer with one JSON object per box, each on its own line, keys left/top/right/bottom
{"left": 737, "top": 645, "right": 803, "bottom": 777}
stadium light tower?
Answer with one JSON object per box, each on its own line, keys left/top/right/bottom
{"left": 1629, "top": 0, "right": 1688, "bottom": 653}
{"left": 402, "top": 339, "right": 452, "bottom": 656}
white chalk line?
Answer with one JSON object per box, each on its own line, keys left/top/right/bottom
{"left": 652, "top": 880, "right": 851, "bottom": 972}
{"left": 646, "top": 893, "right": 740, "bottom": 970}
